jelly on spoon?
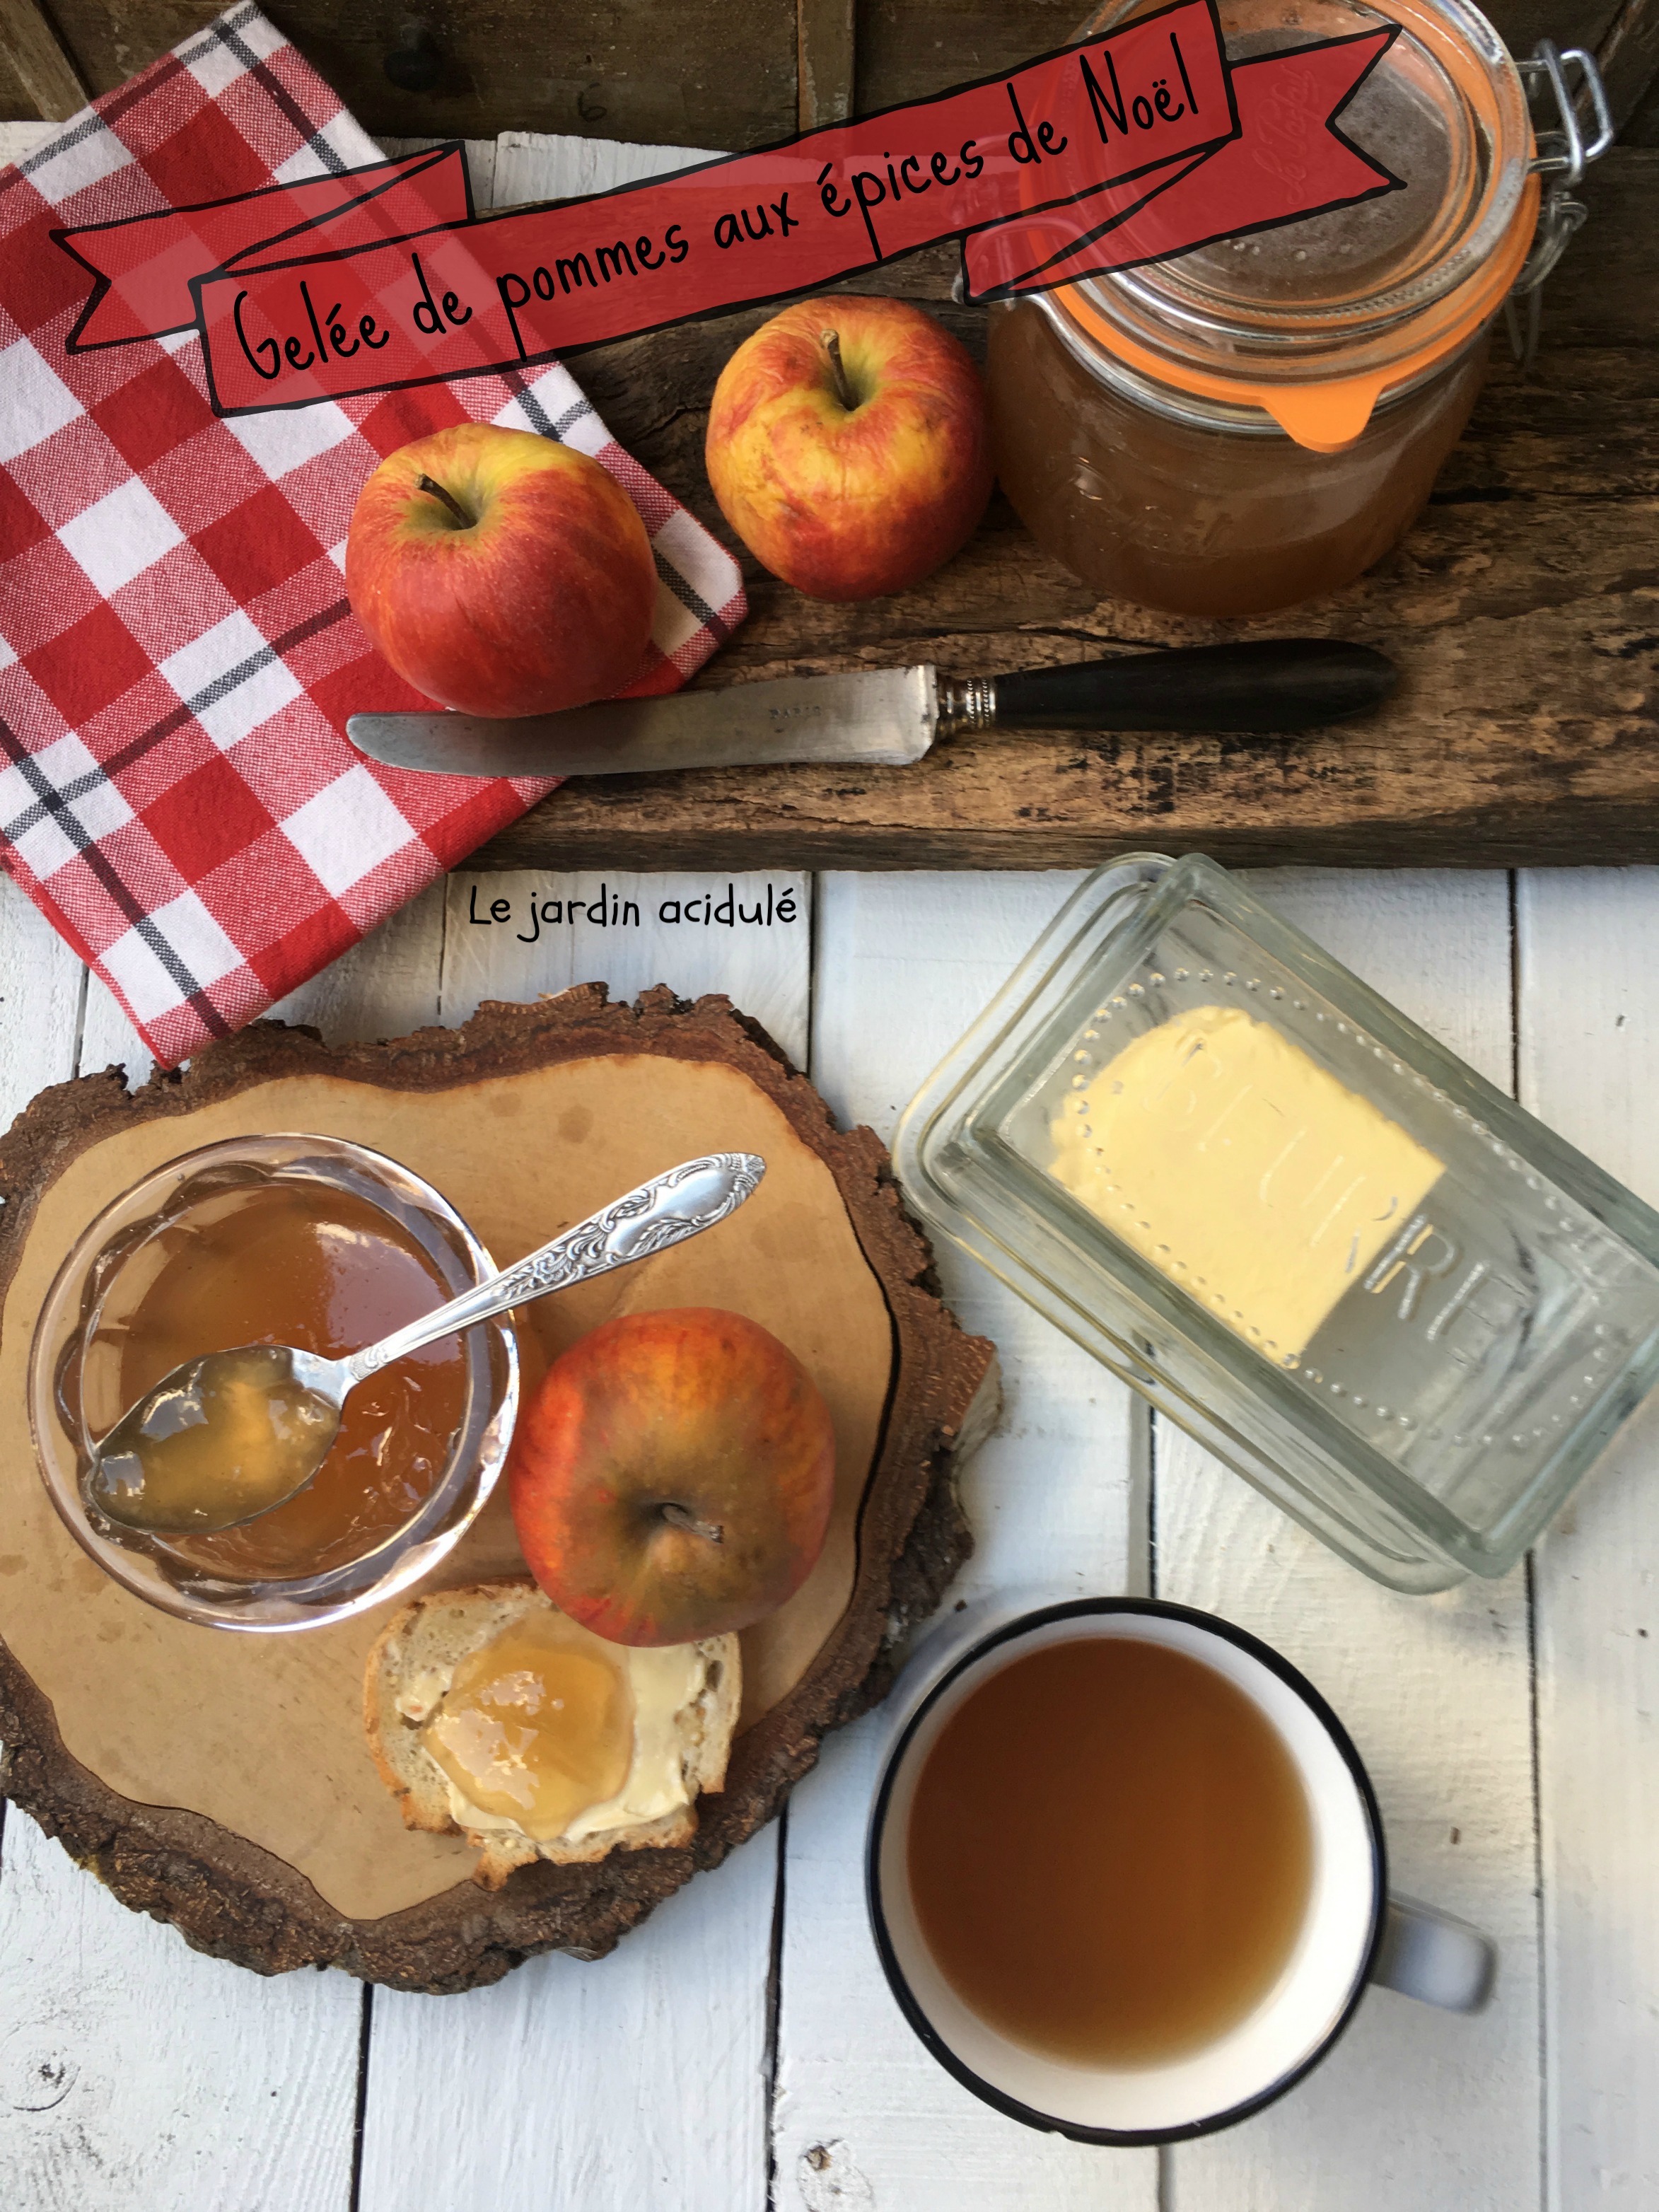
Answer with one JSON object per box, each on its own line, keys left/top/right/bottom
{"left": 84, "top": 1152, "right": 766, "bottom": 1537}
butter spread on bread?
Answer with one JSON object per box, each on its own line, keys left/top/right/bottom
{"left": 365, "top": 1581, "right": 740, "bottom": 1887}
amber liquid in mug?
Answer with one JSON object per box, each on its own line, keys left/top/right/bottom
{"left": 108, "top": 1182, "right": 470, "bottom": 1582}
{"left": 906, "top": 1638, "right": 1314, "bottom": 2067}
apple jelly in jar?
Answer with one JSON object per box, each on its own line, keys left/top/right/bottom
{"left": 31, "top": 1135, "right": 518, "bottom": 1631}
{"left": 988, "top": 0, "right": 1552, "bottom": 617}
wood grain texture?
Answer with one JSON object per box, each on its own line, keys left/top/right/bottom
{"left": 772, "top": 871, "right": 1158, "bottom": 2211}
{"left": 1517, "top": 868, "right": 1659, "bottom": 2212}
{"left": 361, "top": 1820, "right": 776, "bottom": 2212}
{"left": 1156, "top": 870, "right": 1542, "bottom": 2212}
{"left": 798, "top": 0, "right": 855, "bottom": 127}
{"left": 491, "top": 128, "right": 702, "bottom": 207}
{"left": 0, "top": 876, "right": 363, "bottom": 2212}
{"left": 0, "top": 0, "right": 85, "bottom": 119}
{"left": 467, "top": 150, "right": 1659, "bottom": 876}
{"left": 9, "top": 0, "right": 1650, "bottom": 133}
{"left": 849, "top": 0, "right": 1635, "bottom": 110}
{"left": 31, "top": 0, "right": 798, "bottom": 146}
{"left": 1595, "top": 0, "right": 1659, "bottom": 128}
{"left": 0, "top": 988, "right": 990, "bottom": 1989}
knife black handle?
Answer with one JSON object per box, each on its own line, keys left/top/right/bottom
{"left": 990, "top": 639, "right": 1397, "bottom": 735}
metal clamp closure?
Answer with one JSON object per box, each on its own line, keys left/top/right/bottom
{"left": 1506, "top": 40, "right": 1614, "bottom": 363}
{"left": 1521, "top": 40, "right": 1615, "bottom": 186}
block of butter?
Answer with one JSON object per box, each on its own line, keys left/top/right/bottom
{"left": 1049, "top": 1003, "right": 1445, "bottom": 1361}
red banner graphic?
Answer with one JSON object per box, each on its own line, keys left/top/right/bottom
{"left": 56, "top": 145, "right": 473, "bottom": 352}
{"left": 960, "top": 28, "right": 1399, "bottom": 296}
{"left": 52, "top": 0, "right": 1404, "bottom": 417}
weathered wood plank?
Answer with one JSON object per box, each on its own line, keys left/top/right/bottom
{"left": 0, "top": 872, "right": 82, "bottom": 1118}
{"left": 1595, "top": 0, "right": 1659, "bottom": 129}
{"left": 33, "top": 0, "right": 798, "bottom": 149}
{"left": 798, "top": 0, "right": 855, "bottom": 127}
{"left": 361, "top": 1833, "right": 776, "bottom": 2212}
{"left": 467, "top": 149, "right": 1658, "bottom": 875}
{"left": 491, "top": 128, "right": 703, "bottom": 206}
{"left": 850, "top": 0, "right": 1636, "bottom": 111}
{"left": 1156, "top": 869, "right": 1542, "bottom": 2212}
{"left": 875, "top": 0, "right": 1647, "bottom": 121}
{"left": 1518, "top": 866, "right": 1659, "bottom": 2212}
{"left": 772, "top": 870, "right": 1158, "bottom": 2211}
{"left": 0, "top": 0, "right": 84, "bottom": 120}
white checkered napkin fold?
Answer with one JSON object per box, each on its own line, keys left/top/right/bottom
{"left": 0, "top": 2, "right": 746, "bottom": 1070}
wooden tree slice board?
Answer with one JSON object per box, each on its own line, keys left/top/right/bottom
{"left": 0, "top": 988, "right": 997, "bottom": 1992}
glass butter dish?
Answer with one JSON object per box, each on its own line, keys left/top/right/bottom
{"left": 894, "top": 856, "right": 1659, "bottom": 1592}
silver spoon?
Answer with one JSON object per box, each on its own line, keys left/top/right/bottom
{"left": 86, "top": 1151, "right": 766, "bottom": 1537}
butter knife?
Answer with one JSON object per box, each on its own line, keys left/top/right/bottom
{"left": 347, "top": 639, "right": 1395, "bottom": 779}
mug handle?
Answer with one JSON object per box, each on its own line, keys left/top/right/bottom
{"left": 1371, "top": 1894, "right": 1496, "bottom": 2013}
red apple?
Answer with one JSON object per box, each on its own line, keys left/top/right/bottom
{"left": 704, "top": 296, "right": 991, "bottom": 602}
{"left": 508, "top": 1308, "right": 837, "bottom": 1647}
{"left": 345, "top": 423, "right": 657, "bottom": 717}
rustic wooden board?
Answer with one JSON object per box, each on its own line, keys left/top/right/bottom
{"left": 1, "top": 863, "right": 815, "bottom": 2205}
{"left": 850, "top": 0, "right": 1633, "bottom": 113}
{"left": 7, "top": 0, "right": 1655, "bottom": 132}
{"left": 24, "top": 0, "right": 801, "bottom": 146}
{"left": 465, "top": 149, "right": 1659, "bottom": 875}
{"left": 0, "top": 992, "right": 996, "bottom": 1991}
{"left": 0, "top": 0, "right": 85, "bottom": 117}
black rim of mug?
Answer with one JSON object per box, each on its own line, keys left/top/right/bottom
{"left": 863, "top": 1595, "right": 1390, "bottom": 2146}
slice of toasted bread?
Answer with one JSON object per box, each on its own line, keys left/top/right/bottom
{"left": 364, "top": 1579, "right": 740, "bottom": 1889}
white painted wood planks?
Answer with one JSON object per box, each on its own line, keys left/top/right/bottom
{"left": 774, "top": 871, "right": 1158, "bottom": 2211}
{"left": 438, "top": 868, "right": 811, "bottom": 1064}
{"left": 359, "top": 1838, "right": 776, "bottom": 2212}
{"left": 492, "top": 129, "right": 705, "bottom": 207}
{"left": 0, "top": 120, "right": 54, "bottom": 160}
{"left": 0, "top": 875, "right": 363, "bottom": 2212}
{"left": 1156, "top": 869, "right": 1542, "bottom": 2212}
{"left": 1519, "top": 868, "right": 1659, "bottom": 2212}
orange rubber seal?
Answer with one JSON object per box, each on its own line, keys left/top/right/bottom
{"left": 1052, "top": 0, "right": 1541, "bottom": 453}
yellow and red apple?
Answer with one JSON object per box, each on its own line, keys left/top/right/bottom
{"left": 705, "top": 296, "right": 992, "bottom": 602}
{"left": 345, "top": 423, "right": 657, "bottom": 718}
{"left": 508, "top": 1307, "right": 837, "bottom": 1647}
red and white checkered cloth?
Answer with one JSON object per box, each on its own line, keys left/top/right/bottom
{"left": 0, "top": 4, "right": 746, "bottom": 1069}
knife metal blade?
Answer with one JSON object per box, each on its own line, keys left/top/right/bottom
{"left": 347, "top": 666, "right": 941, "bottom": 779}
{"left": 346, "top": 641, "right": 1398, "bottom": 778}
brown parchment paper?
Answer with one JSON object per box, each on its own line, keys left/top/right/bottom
{"left": 0, "top": 1054, "right": 890, "bottom": 1921}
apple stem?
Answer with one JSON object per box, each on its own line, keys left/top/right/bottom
{"left": 820, "top": 328, "right": 858, "bottom": 412}
{"left": 660, "top": 1500, "right": 723, "bottom": 1544}
{"left": 417, "top": 472, "right": 475, "bottom": 530}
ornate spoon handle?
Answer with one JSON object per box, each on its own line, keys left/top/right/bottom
{"left": 339, "top": 1153, "right": 766, "bottom": 1385}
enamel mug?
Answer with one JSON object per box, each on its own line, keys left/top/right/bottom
{"left": 866, "top": 1597, "right": 1496, "bottom": 2143}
